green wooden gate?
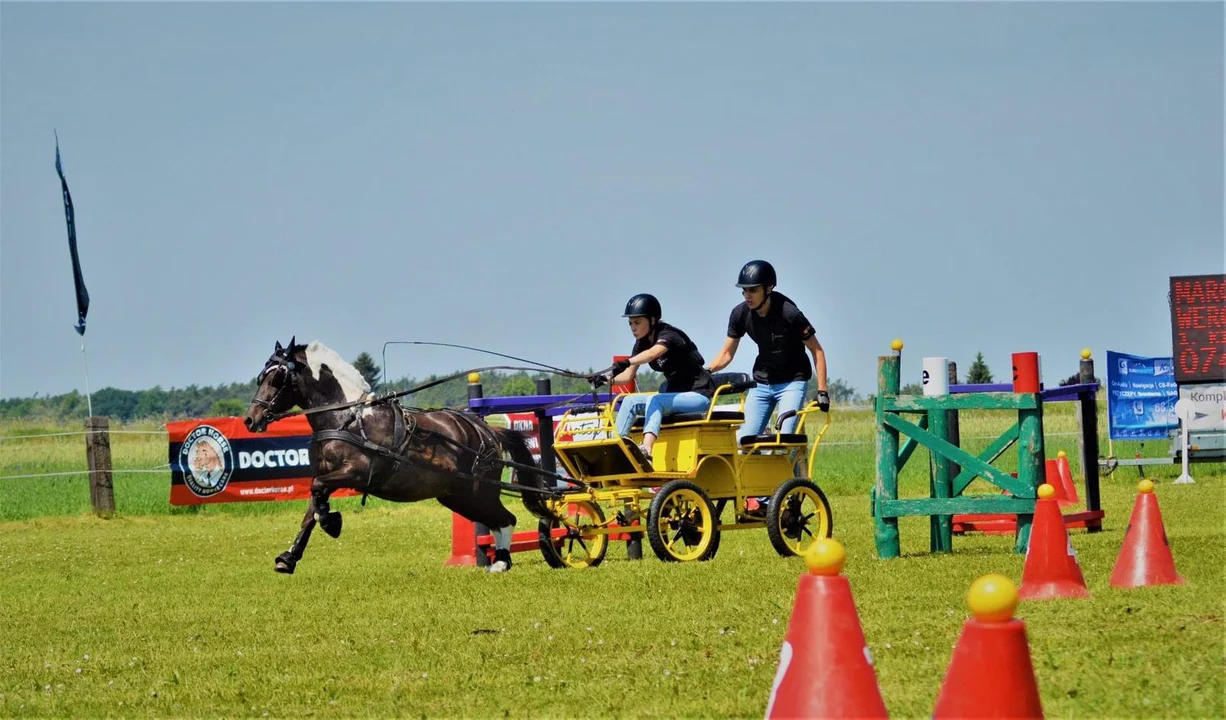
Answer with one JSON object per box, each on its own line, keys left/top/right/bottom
{"left": 872, "top": 348, "right": 1045, "bottom": 559}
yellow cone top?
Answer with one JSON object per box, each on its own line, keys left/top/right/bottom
{"left": 1080, "top": 348, "right": 1092, "bottom": 360}
{"left": 890, "top": 338, "right": 904, "bottom": 351}
{"left": 1037, "top": 483, "right": 1055, "bottom": 499}
{"left": 805, "top": 538, "right": 846, "bottom": 576}
{"left": 1138, "top": 479, "right": 1155, "bottom": 494}
{"left": 1057, "top": 450, "right": 1067, "bottom": 459}
{"left": 967, "top": 574, "right": 1019, "bottom": 623}
{"left": 467, "top": 372, "right": 481, "bottom": 384}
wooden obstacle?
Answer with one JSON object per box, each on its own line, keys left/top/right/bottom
{"left": 873, "top": 342, "right": 1087, "bottom": 558}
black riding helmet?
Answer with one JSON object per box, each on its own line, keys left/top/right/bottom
{"left": 623, "top": 293, "right": 662, "bottom": 320}
{"left": 736, "top": 260, "right": 777, "bottom": 289}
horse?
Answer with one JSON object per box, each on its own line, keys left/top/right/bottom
{"left": 242, "top": 337, "right": 550, "bottom": 574}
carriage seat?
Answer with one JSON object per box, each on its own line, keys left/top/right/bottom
{"left": 624, "top": 372, "right": 754, "bottom": 429}
{"left": 630, "top": 409, "right": 744, "bottom": 430}
{"left": 739, "top": 433, "right": 807, "bottom": 446}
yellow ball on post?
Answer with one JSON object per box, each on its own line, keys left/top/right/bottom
{"left": 967, "top": 574, "right": 1019, "bottom": 623}
{"left": 1080, "top": 348, "right": 1092, "bottom": 360}
{"left": 466, "top": 372, "right": 481, "bottom": 384}
{"left": 890, "top": 338, "right": 904, "bottom": 352}
{"left": 805, "top": 538, "right": 846, "bottom": 576}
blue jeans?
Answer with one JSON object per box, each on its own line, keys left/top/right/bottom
{"left": 738, "top": 380, "right": 807, "bottom": 441}
{"left": 615, "top": 392, "right": 712, "bottom": 438}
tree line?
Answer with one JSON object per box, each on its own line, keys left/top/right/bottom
{"left": 2, "top": 349, "right": 1081, "bottom": 424}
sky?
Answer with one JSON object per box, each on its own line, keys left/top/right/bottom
{"left": 2, "top": 1, "right": 1223, "bottom": 402}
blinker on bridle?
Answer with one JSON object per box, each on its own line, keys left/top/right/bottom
{"left": 251, "top": 354, "right": 298, "bottom": 411}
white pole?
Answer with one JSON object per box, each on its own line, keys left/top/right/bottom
{"left": 1173, "top": 398, "right": 1195, "bottom": 484}
{"left": 81, "top": 334, "right": 94, "bottom": 418}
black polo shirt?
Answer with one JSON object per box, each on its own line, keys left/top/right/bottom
{"left": 633, "top": 321, "right": 716, "bottom": 397}
{"left": 727, "top": 291, "right": 815, "bottom": 384}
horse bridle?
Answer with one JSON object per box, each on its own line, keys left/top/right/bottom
{"left": 249, "top": 355, "right": 303, "bottom": 413}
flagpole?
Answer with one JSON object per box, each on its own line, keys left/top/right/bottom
{"left": 81, "top": 334, "right": 94, "bottom": 418}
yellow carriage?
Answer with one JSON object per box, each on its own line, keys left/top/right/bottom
{"left": 537, "top": 373, "right": 834, "bottom": 567}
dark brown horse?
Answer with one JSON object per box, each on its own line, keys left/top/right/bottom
{"left": 242, "top": 338, "right": 548, "bottom": 574}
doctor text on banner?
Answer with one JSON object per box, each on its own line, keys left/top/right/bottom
{"left": 167, "top": 416, "right": 359, "bottom": 505}
{"left": 1105, "top": 351, "right": 1178, "bottom": 441}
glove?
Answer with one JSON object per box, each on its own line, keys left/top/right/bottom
{"left": 817, "top": 390, "right": 830, "bottom": 413}
{"left": 586, "top": 373, "right": 609, "bottom": 388}
{"left": 611, "top": 359, "right": 632, "bottom": 375}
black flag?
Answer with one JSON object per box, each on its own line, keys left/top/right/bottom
{"left": 55, "top": 132, "right": 89, "bottom": 336}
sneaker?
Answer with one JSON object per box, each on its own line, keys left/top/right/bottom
{"left": 636, "top": 443, "right": 655, "bottom": 472}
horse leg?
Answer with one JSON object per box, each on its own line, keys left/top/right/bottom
{"left": 310, "top": 465, "right": 362, "bottom": 539}
{"left": 275, "top": 500, "right": 317, "bottom": 575}
{"left": 439, "top": 485, "right": 518, "bottom": 573}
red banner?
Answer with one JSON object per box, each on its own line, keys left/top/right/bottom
{"left": 166, "top": 416, "right": 358, "bottom": 505}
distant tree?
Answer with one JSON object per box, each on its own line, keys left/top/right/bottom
{"left": 501, "top": 376, "right": 536, "bottom": 396}
{"left": 900, "top": 382, "right": 924, "bottom": 395}
{"left": 210, "top": 399, "right": 247, "bottom": 417}
{"left": 93, "top": 388, "right": 139, "bottom": 422}
{"left": 1059, "top": 372, "right": 1100, "bottom": 387}
{"left": 826, "top": 378, "right": 861, "bottom": 405}
{"left": 966, "top": 352, "right": 993, "bottom": 384}
{"left": 352, "top": 352, "right": 382, "bottom": 390}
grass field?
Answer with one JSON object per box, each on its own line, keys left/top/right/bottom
{"left": 1, "top": 406, "right": 1223, "bottom": 718}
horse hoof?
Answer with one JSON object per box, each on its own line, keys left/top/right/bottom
{"left": 274, "top": 553, "right": 297, "bottom": 574}
{"left": 488, "top": 560, "right": 509, "bottom": 573}
{"left": 320, "top": 511, "right": 343, "bottom": 539}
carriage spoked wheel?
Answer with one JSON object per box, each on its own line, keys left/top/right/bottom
{"left": 766, "top": 478, "right": 833, "bottom": 557}
{"left": 538, "top": 500, "right": 609, "bottom": 569}
{"left": 647, "top": 480, "right": 720, "bottom": 563}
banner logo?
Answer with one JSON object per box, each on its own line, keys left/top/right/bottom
{"left": 179, "top": 425, "right": 234, "bottom": 497}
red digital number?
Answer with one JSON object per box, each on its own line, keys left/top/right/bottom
{"left": 1180, "top": 347, "right": 1200, "bottom": 376}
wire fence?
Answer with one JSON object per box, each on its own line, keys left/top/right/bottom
{"left": 0, "top": 427, "right": 1088, "bottom": 482}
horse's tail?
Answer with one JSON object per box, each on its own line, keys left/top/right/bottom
{"left": 493, "top": 427, "right": 551, "bottom": 519}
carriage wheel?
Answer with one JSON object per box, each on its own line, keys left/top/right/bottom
{"left": 647, "top": 480, "right": 719, "bottom": 563}
{"left": 538, "top": 500, "right": 609, "bottom": 569}
{"left": 766, "top": 478, "right": 833, "bottom": 557}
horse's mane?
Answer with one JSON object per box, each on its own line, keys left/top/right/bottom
{"left": 304, "top": 341, "right": 371, "bottom": 402}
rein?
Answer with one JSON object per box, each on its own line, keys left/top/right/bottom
{"left": 259, "top": 364, "right": 598, "bottom": 425}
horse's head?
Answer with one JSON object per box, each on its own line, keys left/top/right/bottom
{"left": 244, "top": 337, "right": 308, "bottom": 432}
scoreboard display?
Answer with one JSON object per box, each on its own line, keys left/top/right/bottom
{"left": 1169, "top": 274, "right": 1226, "bottom": 383}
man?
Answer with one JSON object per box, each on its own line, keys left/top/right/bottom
{"left": 706, "top": 260, "right": 829, "bottom": 442}
{"left": 189, "top": 438, "right": 225, "bottom": 489}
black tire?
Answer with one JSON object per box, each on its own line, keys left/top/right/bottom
{"left": 766, "top": 478, "right": 833, "bottom": 557}
{"left": 647, "top": 480, "right": 720, "bottom": 563}
{"left": 538, "top": 500, "right": 609, "bottom": 569}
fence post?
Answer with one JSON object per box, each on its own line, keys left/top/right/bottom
{"left": 1011, "top": 352, "right": 1044, "bottom": 555}
{"left": 85, "top": 416, "right": 115, "bottom": 518}
{"left": 946, "top": 361, "right": 961, "bottom": 480}
{"left": 1075, "top": 350, "right": 1103, "bottom": 531}
{"left": 873, "top": 342, "right": 902, "bottom": 559}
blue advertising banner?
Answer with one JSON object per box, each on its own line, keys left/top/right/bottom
{"left": 1106, "top": 351, "right": 1179, "bottom": 440}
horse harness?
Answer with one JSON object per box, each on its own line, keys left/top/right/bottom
{"left": 311, "top": 399, "right": 576, "bottom": 504}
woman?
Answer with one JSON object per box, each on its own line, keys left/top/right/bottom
{"left": 595, "top": 293, "right": 716, "bottom": 469}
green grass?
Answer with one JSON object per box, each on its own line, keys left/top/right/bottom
{"left": 1, "top": 410, "right": 1223, "bottom": 717}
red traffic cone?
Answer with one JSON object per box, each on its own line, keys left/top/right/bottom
{"left": 765, "top": 538, "right": 888, "bottom": 719}
{"left": 1055, "top": 451, "right": 1080, "bottom": 505}
{"left": 933, "top": 574, "right": 1043, "bottom": 719}
{"left": 1018, "top": 484, "right": 1090, "bottom": 600}
{"left": 1110, "top": 480, "right": 1185, "bottom": 588}
{"left": 1043, "top": 459, "right": 1073, "bottom": 506}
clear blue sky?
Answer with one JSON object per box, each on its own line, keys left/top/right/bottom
{"left": 2, "top": 2, "right": 1222, "bottom": 401}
